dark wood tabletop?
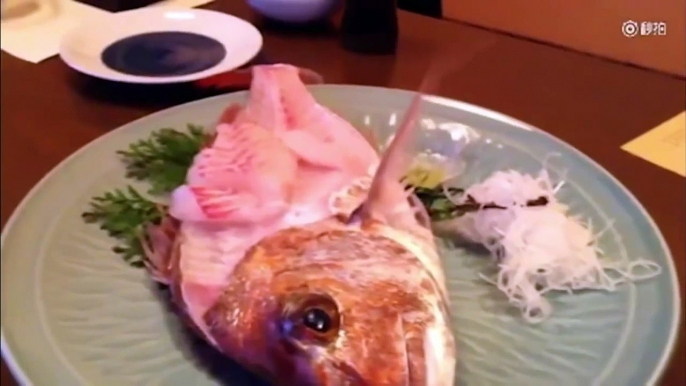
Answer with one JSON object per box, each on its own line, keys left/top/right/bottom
{"left": 1, "top": 1, "right": 684, "bottom": 385}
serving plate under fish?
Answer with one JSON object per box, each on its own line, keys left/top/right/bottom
{"left": 0, "top": 86, "right": 680, "bottom": 386}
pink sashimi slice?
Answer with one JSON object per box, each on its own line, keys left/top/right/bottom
{"left": 171, "top": 121, "right": 298, "bottom": 224}
{"left": 277, "top": 130, "right": 347, "bottom": 170}
{"left": 236, "top": 64, "right": 379, "bottom": 177}
{"left": 189, "top": 122, "right": 297, "bottom": 192}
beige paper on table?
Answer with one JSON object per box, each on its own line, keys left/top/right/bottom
{"left": 621, "top": 111, "right": 686, "bottom": 177}
{"left": 0, "top": 0, "right": 215, "bottom": 64}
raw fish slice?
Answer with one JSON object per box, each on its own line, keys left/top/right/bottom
{"left": 189, "top": 122, "right": 297, "bottom": 192}
{"left": 200, "top": 104, "right": 241, "bottom": 147}
{"left": 172, "top": 186, "right": 288, "bottom": 224}
{"left": 208, "top": 64, "right": 383, "bottom": 222}
{"left": 235, "top": 66, "right": 290, "bottom": 132}
{"left": 278, "top": 130, "right": 346, "bottom": 170}
{"left": 237, "top": 64, "right": 379, "bottom": 177}
{"left": 171, "top": 122, "right": 298, "bottom": 224}
{"left": 280, "top": 167, "right": 366, "bottom": 227}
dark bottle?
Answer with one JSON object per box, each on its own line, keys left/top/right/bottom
{"left": 340, "top": 0, "right": 399, "bottom": 55}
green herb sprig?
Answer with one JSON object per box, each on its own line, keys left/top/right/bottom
{"left": 413, "top": 185, "right": 464, "bottom": 221}
{"left": 117, "top": 124, "right": 211, "bottom": 196}
{"left": 83, "top": 126, "right": 210, "bottom": 267}
{"left": 82, "top": 186, "right": 165, "bottom": 267}
{"left": 412, "top": 184, "right": 549, "bottom": 221}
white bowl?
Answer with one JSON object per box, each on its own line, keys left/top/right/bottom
{"left": 247, "top": 0, "right": 341, "bottom": 24}
{"left": 59, "top": 8, "right": 263, "bottom": 84}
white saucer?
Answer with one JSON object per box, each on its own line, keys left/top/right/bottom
{"left": 59, "top": 8, "right": 263, "bottom": 84}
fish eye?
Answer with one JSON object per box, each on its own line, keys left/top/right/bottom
{"left": 302, "top": 307, "right": 332, "bottom": 333}
{"left": 280, "top": 292, "right": 340, "bottom": 344}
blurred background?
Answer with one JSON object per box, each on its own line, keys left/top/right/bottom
{"left": 400, "top": 0, "right": 684, "bottom": 77}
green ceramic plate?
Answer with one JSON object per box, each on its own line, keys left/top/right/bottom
{"left": 1, "top": 86, "right": 680, "bottom": 386}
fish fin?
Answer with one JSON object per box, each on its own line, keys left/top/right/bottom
{"left": 348, "top": 90, "right": 425, "bottom": 229}
{"left": 350, "top": 42, "right": 494, "bottom": 229}
{"left": 141, "top": 214, "right": 179, "bottom": 284}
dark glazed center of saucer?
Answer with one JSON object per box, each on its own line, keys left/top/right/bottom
{"left": 101, "top": 31, "right": 227, "bottom": 77}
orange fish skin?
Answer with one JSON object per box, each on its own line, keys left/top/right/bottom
{"left": 204, "top": 218, "right": 455, "bottom": 386}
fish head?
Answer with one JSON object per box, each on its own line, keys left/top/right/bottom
{"left": 274, "top": 262, "right": 455, "bottom": 385}
{"left": 203, "top": 53, "right": 487, "bottom": 384}
{"left": 205, "top": 223, "right": 455, "bottom": 386}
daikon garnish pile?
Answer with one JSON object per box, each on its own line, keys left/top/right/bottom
{"left": 442, "top": 169, "right": 661, "bottom": 323}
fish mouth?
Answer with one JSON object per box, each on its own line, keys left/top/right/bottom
{"left": 299, "top": 318, "right": 427, "bottom": 386}
{"left": 318, "top": 358, "right": 370, "bottom": 386}
{"left": 282, "top": 339, "right": 366, "bottom": 386}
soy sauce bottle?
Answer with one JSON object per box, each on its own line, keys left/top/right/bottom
{"left": 340, "top": 0, "right": 399, "bottom": 55}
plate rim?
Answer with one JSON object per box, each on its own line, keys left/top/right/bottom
{"left": 1, "top": 85, "right": 681, "bottom": 386}
{"left": 58, "top": 8, "right": 264, "bottom": 84}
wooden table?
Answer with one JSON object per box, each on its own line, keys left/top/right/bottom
{"left": 2, "top": 1, "right": 684, "bottom": 385}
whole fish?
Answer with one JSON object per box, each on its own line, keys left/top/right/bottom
{"left": 143, "top": 64, "right": 456, "bottom": 385}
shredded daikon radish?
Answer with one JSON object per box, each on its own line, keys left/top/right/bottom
{"left": 443, "top": 169, "right": 661, "bottom": 324}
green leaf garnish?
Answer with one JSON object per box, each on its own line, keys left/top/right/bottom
{"left": 117, "top": 124, "right": 211, "bottom": 196}
{"left": 82, "top": 186, "right": 164, "bottom": 267}
{"left": 83, "top": 125, "right": 210, "bottom": 267}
